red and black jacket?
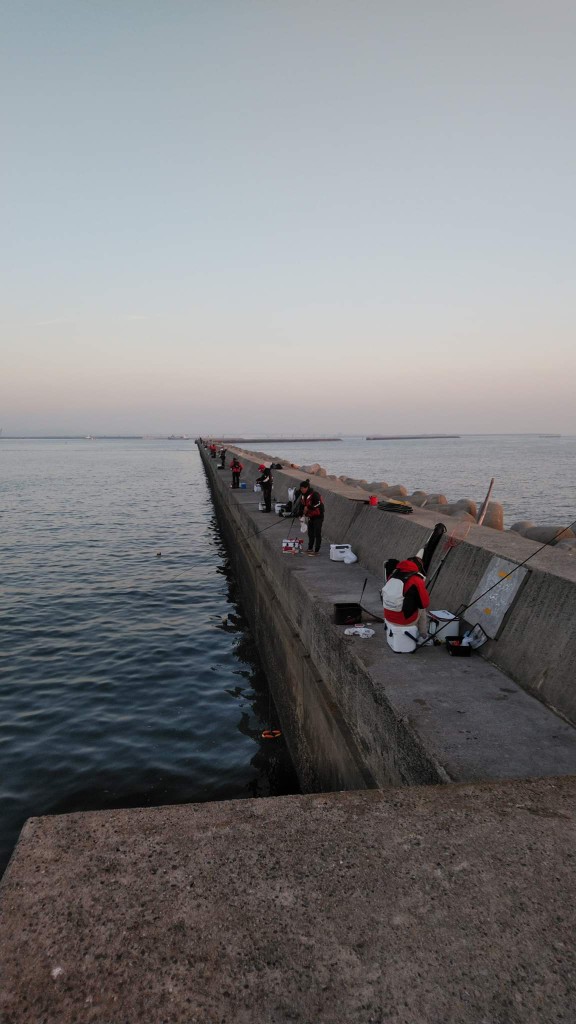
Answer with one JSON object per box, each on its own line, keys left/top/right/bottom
{"left": 384, "top": 559, "right": 430, "bottom": 626}
{"left": 303, "top": 490, "right": 324, "bottom": 519}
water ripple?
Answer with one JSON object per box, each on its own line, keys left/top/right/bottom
{"left": 0, "top": 440, "right": 299, "bottom": 875}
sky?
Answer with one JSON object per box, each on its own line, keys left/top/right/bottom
{"left": 1, "top": 0, "right": 575, "bottom": 435}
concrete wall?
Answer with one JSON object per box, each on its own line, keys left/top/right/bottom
{"left": 223, "top": 445, "right": 576, "bottom": 726}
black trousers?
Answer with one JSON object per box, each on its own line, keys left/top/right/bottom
{"left": 307, "top": 517, "right": 323, "bottom": 552}
{"left": 232, "top": 472, "right": 240, "bottom": 488}
{"left": 261, "top": 483, "right": 272, "bottom": 512}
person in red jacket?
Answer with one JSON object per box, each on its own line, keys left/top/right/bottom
{"left": 230, "top": 457, "right": 243, "bottom": 489}
{"left": 382, "top": 556, "right": 430, "bottom": 633}
{"left": 299, "top": 479, "right": 324, "bottom": 555}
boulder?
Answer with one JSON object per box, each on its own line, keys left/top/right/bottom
{"left": 405, "top": 492, "right": 428, "bottom": 507}
{"left": 454, "top": 498, "right": 478, "bottom": 518}
{"left": 481, "top": 502, "right": 504, "bottom": 531}
{"left": 381, "top": 484, "right": 408, "bottom": 498}
{"left": 523, "top": 525, "right": 575, "bottom": 546}
{"left": 425, "top": 493, "right": 448, "bottom": 506}
{"left": 509, "top": 521, "right": 535, "bottom": 535}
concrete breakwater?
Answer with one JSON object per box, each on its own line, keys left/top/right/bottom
{"left": 202, "top": 444, "right": 576, "bottom": 792}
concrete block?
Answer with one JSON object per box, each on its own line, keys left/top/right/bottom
{"left": 524, "top": 525, "right": 575, "bottom": 545}
{"left": 510, "top": 521, "right": 536, "bottom": 535}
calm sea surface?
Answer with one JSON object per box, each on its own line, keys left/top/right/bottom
{"left": 0, "top": 440, "right": 299, "bottom": 875}
{"left": 241, "top": 435, "right": 576, "bottom": 526}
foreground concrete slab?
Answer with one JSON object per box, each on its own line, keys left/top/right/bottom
{"left": 1, "top": 780, "right": 575, "bottom": 1023}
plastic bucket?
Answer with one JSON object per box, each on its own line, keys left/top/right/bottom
{"left": 369, "top": 495, "right": 378, "bottom": 506}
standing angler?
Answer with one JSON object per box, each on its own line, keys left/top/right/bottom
{"left": 256, "top": 464, "right": 273, "bottom": 513}
{"left": 219, "top": 447, "right": 227, "bottom": 468}
{"left": 299, "top": 479, "right": 324, "bottom": 555}
{"left": 230, "top": 456, "right": 243, "bottom": 489}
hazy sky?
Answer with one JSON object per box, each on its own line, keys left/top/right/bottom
{"left": 2, "top": 1, "right": 575, "bottom": 434}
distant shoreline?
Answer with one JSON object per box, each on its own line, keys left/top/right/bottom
{"left": 366, "top": 434, "right": 460, "bottom": 440}
{"left": 219, "top": 437, "right": 342, "bottom": 443}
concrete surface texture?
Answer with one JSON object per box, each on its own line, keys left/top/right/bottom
{"left": 200, "top": 446, "right": 576, "bottom": 793}
{"left": 228, "top": 446, "right": 576, "bottom": 725}
{"left": 1, "top": 779, "right": 574, "bottom": 1024}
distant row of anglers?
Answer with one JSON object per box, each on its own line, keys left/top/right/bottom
{"left": 201, "top": 441, "right": 325, "bottom": 556}
{"left": 200, "top": 441, "right": 434, "bottom": 641}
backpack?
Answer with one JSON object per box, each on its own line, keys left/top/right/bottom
{"left": 382, "top": 571, "right": 418, "bottom": 613}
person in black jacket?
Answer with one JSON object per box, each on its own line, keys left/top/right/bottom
{"left": 256, "top": 464, "right": 273, "bottom": 512}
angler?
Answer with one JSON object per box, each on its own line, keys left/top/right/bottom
{"left": 299, "top": 479, "right": 324, "bottom": 556}
{"left": 382, "top": 556, "right": 430, "bottom": 651}
{"left": 230, "top": 457, "right": 243, "bottom": 489}
{"left": 256, "top": 464, "right": 273, "bottom": 513}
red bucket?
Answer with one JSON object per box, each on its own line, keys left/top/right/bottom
{"left": 369, "top": 495, "right": 378, "bottom": 506}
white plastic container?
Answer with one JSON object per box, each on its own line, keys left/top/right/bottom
{"left": 330, "top": 543, "right": 353, "bottom": 562}
{"left": 258, "top": 501, "right": 267, "bottom": 511}
{"left": 287, "top": 487, "right": 295, "bottom": 502}
{"left": 254, "top": 483, "right": 261, "bottom": 492}
{"left": 428, "top": 610, "right": 460, "bottom": 641}
{"left": 386, "top": 623, "right": 419, "bottom": 653}
{"left": 275, "top": 503, "right": 287, "bottom": 514}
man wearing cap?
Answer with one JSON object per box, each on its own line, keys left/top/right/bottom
{"left": 256, "top": 464, "right": 273, "bottom": 512}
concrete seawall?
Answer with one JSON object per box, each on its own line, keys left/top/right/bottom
{"left": 201, "top": 445, "right": 576, "bottom": 791}
{"left": 224, "top": 445, "right": 576, "bottom": 726}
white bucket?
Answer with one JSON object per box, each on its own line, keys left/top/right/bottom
{"left": 258, "top": 501, "right": 267, "bottom": 511}
{"left": 254, "top": 483, "right": 261, "bottom": 492}
{"left": 330, "top": 544, "right": 353, "bottom": 562}
{"left": 386, "top": 623, "right": 419, "bottom": 653}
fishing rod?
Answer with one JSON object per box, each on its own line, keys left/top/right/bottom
{"left": 414, "top": 516, "right": 576, "bottom": 649}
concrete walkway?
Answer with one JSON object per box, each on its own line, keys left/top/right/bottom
{"left": 1, "top": 778, "right": 574, "bottom": 1023}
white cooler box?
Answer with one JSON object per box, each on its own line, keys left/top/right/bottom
{"left": 330, "top": 544, "right": 353, "bottom": 562}
{"left": 428, "top": 610, "right": 460, "bottom": 641}
{"left": 386, "top": 623, "right": 419, "bottom": 653}
{"left": 275, "top": 502, "right": 288, "bottom": 514}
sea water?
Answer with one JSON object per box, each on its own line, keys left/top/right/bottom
{"left": 0, "top": 440, "right": 299, "bottom": 875}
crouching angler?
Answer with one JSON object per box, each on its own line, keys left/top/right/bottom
{"left": 382, "top": 557, "right": 430, "bottom": 652}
